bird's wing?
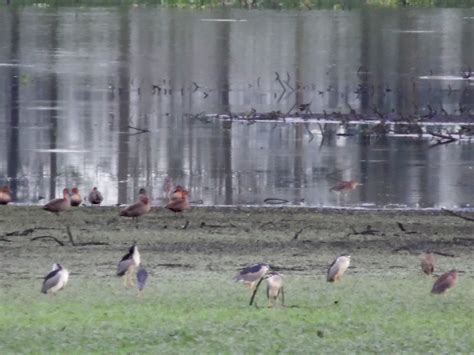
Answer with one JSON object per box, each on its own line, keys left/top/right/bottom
{"left": 120, "top": 202, "right": 145, "bottom": 217}
{"left": 327, "top": 262, "right": 339, "bottom": 281}
{"left": 235, "top": 264, "right": 265, "bottom": 282}
{"left": 136, "top": 268, "right": 149, "bottom": 290}
{"left": 117, "top": 259, "right": 134, "bottom": 276}
{"left": 41, "top": 269, "right": 61, "bottom": 293}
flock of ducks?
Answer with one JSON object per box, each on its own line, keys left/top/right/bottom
{"left": 0, "top": 183, "right": 459, "bottom": 305}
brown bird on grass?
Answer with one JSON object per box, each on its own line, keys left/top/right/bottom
{"left": 166, "top": 186, "right": 189, "bottom": 213}
{"left": 43, "top": 188, "right": 70, "bottom": 214}
{"left": 330, "top": 180, "right": 361, "bottom": 192}
{"left": 88, "top": 187, "right": 103, "bottom": 205}
{"left": 420, "top": 252, "right": 434, "bottom": 276}
{"left": 70, "top": 187, "right": 82, "bottom": 207}
{"left": 266, "top": 272, "right": 284, "bottom": 308}
{"left": 0, "top": 186, "right": 12, "bottom": 205}
{"left": 120, "top": 194, "right": 151, "bottom": 220}
{"left": 431, "top": 270, "right": 457, "bottom": 295}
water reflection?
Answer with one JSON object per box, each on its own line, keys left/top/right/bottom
{"left": 0, "top": 7, "right": 473, "bottom": 208}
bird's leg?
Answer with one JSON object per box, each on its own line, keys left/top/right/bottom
{"left": 267, "top": 298, "right": 273, "bottom": 308}
{"left": 137, "top": 290, "right": 144, "bottom": 299}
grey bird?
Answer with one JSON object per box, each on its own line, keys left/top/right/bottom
{"left": 117, "top": 244, "right": 141, "bottom": 287}
{"left": 88, "top": 187, "right": 103, "bottom": 205}
{"left": 136, "top": 266, "right": 149, "bottom": 298}
{"left": 41, "top": 263, "right": 69, "bottom": 296}
{"left": 234, "top": 263, "right": 270, "bottom": 290}
{"left": 327, "top": 255, "right": 351, "bottom": 282}
{"left": 265, "top": 271, "right": 284, "bottom": 308}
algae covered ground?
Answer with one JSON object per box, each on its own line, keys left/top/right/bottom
{"left": 0, "top": 206, "right": 473, "bottom": 353}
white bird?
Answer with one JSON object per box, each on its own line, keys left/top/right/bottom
{"left": 41, "top": 263, "right": 69, "bottom": 296}
{"left": 327, "top": 255, "right": 351, "bottom": 282}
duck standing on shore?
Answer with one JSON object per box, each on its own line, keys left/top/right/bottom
{"left": 0, "top": 186, "right": 12, "bottom": 205}
{"left": 166, "top": 186, "right": 189, "bottom": 214}
{"left": 120, "top": 193, "right": 151, "bottom": 221}
{"left": 70, "top": 187, "right": 82, "bottom": 207}
{"left": 43, "top": 188, "right": 70, "bottom": 214}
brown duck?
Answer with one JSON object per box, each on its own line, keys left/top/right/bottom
{"left": 0, "top": 186, "right": 12, "bottom": 205}
{"left": 120, "top": 194, "right": 151, "bottom": 220}
{"left": 166, "top": 186, "right": 189, "bottom": 213}
{"left": 70, "top": 187, "right": 82, "bottom": 207}
{"left": 43, "top": 188, "right": 70, "bottom": 214}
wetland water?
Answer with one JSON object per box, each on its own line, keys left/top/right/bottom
{"left": 0, "top": 7, "right": 473, "bottom": 208}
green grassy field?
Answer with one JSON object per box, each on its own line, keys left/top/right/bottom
{"left": 0, "top": 206, "right": 473, "bottom": 353}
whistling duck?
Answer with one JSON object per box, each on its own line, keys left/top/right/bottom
{"left": 330, "top": 180, "right": 362, "bottom": 192}
{"left": 88, "top": 187, "right": 103, "bottom": 205}
{"left": 43, "top": 188, "right": 70, "bottom": 214}
{"left": 0, "top": 186, "right": 12, "bottom": 205}
{"left": 70, "top": 187, "right": 82, "bottom": 207}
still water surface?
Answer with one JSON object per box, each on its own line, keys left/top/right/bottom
{"left": 0, "top": 7, "right": 473, "bottom": 208}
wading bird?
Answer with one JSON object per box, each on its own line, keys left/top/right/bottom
{"left": 88, "top": 187, "right": 103, "bottom": 205}
{"left": 0, "top": 186, "right": 12, "bottom": 205}
{"left": 120, "top": 194, "right": 151, "bottom": 221}
{"left": 266, "top": 272, "right": 284, "bottom": 308}
{"left": 327, "top": 255, "right": 351, "bottom": 282}
{"left": 41, "top": 263, "right": 69, "bottom": 297}
{"left": 117, "top": 244, "right": 141, "bottom": 287}
{"left": 234, "top": 263, "right": 270, "bottom": 290}
{"left": 136, "top": 266, "right": 149, "bottom": 298}
{"left": 431, "top": 270, "right": 457, "bottom": 295}
{"left": 43, "top": 188, "right": 70, "bottom": 214}
{"left": 330, "top": 180, "right": 361, "bottom": 192}
{"left": 166, "top": 186, "right": 189, "bottom": 214}
{"left": 420, "top": 252, "right": 434, "bottom": 276}
{"left": 70, "top": 187, "right": 82, "bottom": 207}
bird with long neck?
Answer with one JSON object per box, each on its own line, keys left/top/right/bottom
{"left": 70, "top": 187, "right": 82, "bottom": 207}
{"left": 0, "top": 186, "right": 12, "bottom": 205}
{"left": 43, "top": 188, "right": 70, "bottom": 214}
{"left": 88, "top": 187, "right": 103, "bottom": 205}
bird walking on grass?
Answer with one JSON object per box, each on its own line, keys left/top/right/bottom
{"left": 136, "top": 266, "right": 149, "bottom": 298}
{"left": 330, "top": 180, "right": 361, "bottom": 192}
{"left": 41, "top": 263, "right": 69, "bottom": 297}
{"left": 88, "top": 187, "right": 103, "bottom": 205}
{"left": 43, "top": 188, "right": 70, "bottom": 214}
{"left": 431, "top": 270, "right": 457, "bottom": 295}
{"left": 234, "top": 263, "right": 270, "bottom": 291}
{"left": 117, "top": 244, "right": 141, "bottom": 287}
{"left": 327, "top": 255, "right": 351, "bottom": 282}
{"left": 120, "top": 194, "right": 151, "bottom": 222}
{"left": 265, "top": 272, "right": 284, "bottom": 308}
{"left": 70, "top": 187, "right": 82, "bottom": 207}
{"left": 0, "top": 186, "right": 12, "bottom": 205}
{"left": 420, "top": 252, "right": 434, "bottom": 276}
{"left": 166, "top": 185, "right": 190, "bottom": 214}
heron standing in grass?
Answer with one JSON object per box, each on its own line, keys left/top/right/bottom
{"left": 41, "top": 263, "right": 69, "bottom": 297}
{"left": 136, "top": 266, "right": 149, "bottom": 298}
{"left": 327, "top": 255, "right": 351, "bottom": 282}
{"left": 265, "top": 272, "right": 284, "bottom": 308}
{"left": 431, "top": 270, "right": 457, "bottom": 295}
{"left": 117, "top": 244, "right": 141, "bottom": 287}
{"left": 420, "top": 252, "right": 434, "bottom": 276}
{"left": 234, "top": 263, "right": 269, "bottom": 291}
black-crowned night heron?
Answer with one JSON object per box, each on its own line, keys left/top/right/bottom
{"left": 420, "top": 252, "right": 434, "bottom": 276}
{"left": 41, "top": 263, "right": 69, "bottom": 296}
{"left": 265, "top": 271, "right": 284, "bottom": 308}
{"left": 136, "top": 266, "right": 149, "bottom": 298}
{"left": 327, "top": 255, "right": 351, "bottom": 282}
{"left": 0, "top": 186, "right": 12, "bottom": 205}
{"left": 234, "top": 263, "right": 270, "bottom": 290}
{"left": 431, "top": 270, "right": 457, "bottom": 294}
{"left": 117, "top": 244, "right": 141, "bottom": 287}
{"left": 88, "top": 187, "right": 103, "bottom": 205}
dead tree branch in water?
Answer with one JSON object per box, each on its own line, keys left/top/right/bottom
{"left": 428, "top": 131, "right": 457, "bottom": 148}
{"left": 442, "top": 208, "right": 474, "bottom": 222}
